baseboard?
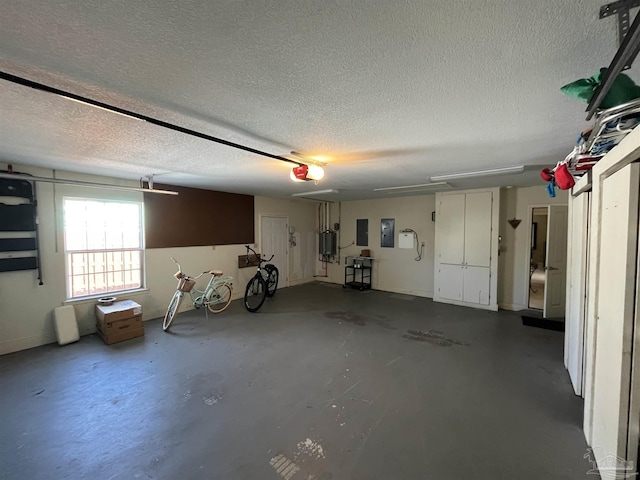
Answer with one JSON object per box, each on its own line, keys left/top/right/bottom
{"left": 289, "top": 277, "right": 316, "bottom": 287}
{"left": 307, "top": 279, "right": 433, "bottom": 299}
{"left": 0, "top": 333, "right": 57, "bottom": 355}
{"left": 433, "top": 296, "right": 498, "bottom": 312}
{"left": 499, "top": 303, "right": 527, "bottom": 312}
{"left": 381, "top": 287, "right": 433, "bottom": 299}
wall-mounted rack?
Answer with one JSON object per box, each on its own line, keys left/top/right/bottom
{"left": 587, "top": 1, "right": 640, "bottom": 119}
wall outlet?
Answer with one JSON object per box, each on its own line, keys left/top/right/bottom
{"left": 421, "top": 241, "right": 425, "bottom": 247}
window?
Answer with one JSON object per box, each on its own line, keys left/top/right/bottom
{"left": 64, "top": 198, "right": 143, "bottom": 299}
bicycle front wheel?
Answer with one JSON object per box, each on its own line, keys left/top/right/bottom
{"left": 265, "top": 265, "right": 279, "bottom": 297}
{"left": 244, "top": 275, "right": 267, "bottom": 312}
{"left": 163, "top": 291, "right": 183, "bottom": 331}
{"left": 207, "top": 284, "right": 233, "bottom": 314}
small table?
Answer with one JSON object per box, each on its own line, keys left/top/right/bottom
{"left": 343, "top": 256, "right": 373, "bottom": 291}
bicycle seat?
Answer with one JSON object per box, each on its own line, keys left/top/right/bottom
{"left": 209, "top": 270, "right": 223, "bottom": 276}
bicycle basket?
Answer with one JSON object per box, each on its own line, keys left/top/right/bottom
{"left": 177, "top": 277, "right": 196, "bottom": 292}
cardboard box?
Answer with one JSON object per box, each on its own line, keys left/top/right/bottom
{"left": 95, "top": 300, "right": 142, "bottom": 323}
{"left": 95, "top": 300, "right": 144, "bottom": 345}
{"left": 96, "top": 323, "right": 144, "bottom": 345}
{"left": 97, "top": 314, "right": 143, "bottom": 336}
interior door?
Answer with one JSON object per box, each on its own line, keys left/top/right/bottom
{"left": 591, "top": 163, "right": 639, "bottom": 471}
{"left": 260, "top": 216, "right": 288, "bottom": 287}
{"left": 566, "top": 193, "right": 590, "bottom": 396}
{"left": 544, "top": 205, "right": 568, "bottom": 318}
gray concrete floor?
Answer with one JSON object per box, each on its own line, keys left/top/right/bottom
{"left": 0, "top": 283, "right": 596, "bottom": 479}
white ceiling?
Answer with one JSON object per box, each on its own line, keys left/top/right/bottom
{"left": 0, "top": 1, "right": 635, "bottom": 200}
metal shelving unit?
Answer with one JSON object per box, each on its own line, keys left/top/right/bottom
{"left": 343, "top": 256, "right": 373, "bottom": 291}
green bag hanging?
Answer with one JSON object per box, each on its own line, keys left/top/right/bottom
{"left": 560, "top": 68, "right": 640, "bottom": 109}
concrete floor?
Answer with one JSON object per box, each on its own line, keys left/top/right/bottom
{"left": 0, "top": 282, "right": 596, "bottom": 479}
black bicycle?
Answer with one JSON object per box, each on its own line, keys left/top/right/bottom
{"left": 243, "top": 245, "right": 279, "bottom": 312}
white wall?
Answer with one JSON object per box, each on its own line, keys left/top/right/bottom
{"left": 322, "top": 195, "right": 436, "bottom": 298}
{"left": 0, "top": 165, "right": 316, "bottom": 355}
{"left": 498, "top": 186, "right": 568, "bottom": 311}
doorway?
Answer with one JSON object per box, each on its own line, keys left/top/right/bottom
{"left": 260, "top": 215, "right": 289, "bottom": 288}
{"left": 525, "top": 205, "right": 568, "bottom": 318}
{"left": 528, "top": 208, "right": 548, "bottom": 310}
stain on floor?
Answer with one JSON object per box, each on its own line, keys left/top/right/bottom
{"left": 403, "top": 329, "right": 470, "bottom": 347}
{"left": 324, "top": 311, "right": 366, "bottom": 326}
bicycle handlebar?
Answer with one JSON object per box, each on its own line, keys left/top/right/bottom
{"left": 170, "top": 257, "right": 207, "bottom": 280}
{"left": 245, "top": 245, "right": 274, "bottom": 265}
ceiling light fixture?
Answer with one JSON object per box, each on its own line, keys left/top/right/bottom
{"left": 429, "top": 166, "right": 524, "bottom": 182}
{"left": 0, "top": 172, "right": 178, "bottom": 195}
{"left": 291, "top": 189, "right": 338, "bottom": 197}
{"left": 290, "top": 164, "right": 325, "bottom": 182}
{"left": 385, "top": 188, "right": 449, "bottom": 195}
{"left": 373, "top": 182, "right": 450, "bottom": 192}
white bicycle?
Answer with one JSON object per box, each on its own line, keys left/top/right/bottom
{"left": 163, "top": 257, "right": 233, "bottom": 331}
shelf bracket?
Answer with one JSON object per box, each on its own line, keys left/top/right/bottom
{"left": 600, "top": 0, "right": 640, "bottom": 69}
{"left": 586, "top": 1, "right": 640, "bottom": 119}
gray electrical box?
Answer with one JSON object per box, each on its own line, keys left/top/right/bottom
{"left": 319, "top": 230, "right": 337, "bottom": 256}
{"left": 356, "top": 219, "right": 368, "bottom": 246}
{"left": 381, "top": 218, "right": 395, "bottom": 247}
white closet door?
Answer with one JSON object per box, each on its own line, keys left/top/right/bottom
{"left": 437, "top": 264, "right": 464, "bottom": 301}
{"left": 463, "top": 191, "right": 492, "bottom": 267}
{"left": 437, "top": 194, "right": 465, "bottom": 265}
{"left": 566, "top": 193, "right": 589, "bottom": 396}
{"left": 591, "top": 163, "right": 639, "bottom": 470}
{"left": 463, "top": 266, "right": 490, "bottom": 305}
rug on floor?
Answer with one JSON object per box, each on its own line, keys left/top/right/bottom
{"left": 522, "top": 316, "right": 565, "bottom": 332}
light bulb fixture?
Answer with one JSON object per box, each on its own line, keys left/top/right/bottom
{"left": 373, "top": 182, "right": 450, "bottom": 192}
{"left": 291, "top": 189, "right": 338, "bottom": 197}
{"left": 290, "top": 164, "right": 325, "bottom": 182}
{"left": 429, "top": 165, "right": 524, "bottom": 182}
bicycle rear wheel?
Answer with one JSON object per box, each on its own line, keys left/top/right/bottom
{"left": 265, "top": 264, "right": 279, "bottom": 297}
{"left": 207, "top": 284, "right": 233, "bottom": 313}
{"left": 163, "top": 291, "right": 183, "bottom": 331}
{"left": 244, "top": 275, "right": 267, "bottom": 312}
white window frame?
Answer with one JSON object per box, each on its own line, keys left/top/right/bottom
{"left": 63, "top": 197, "right": 145, "bottom": 300}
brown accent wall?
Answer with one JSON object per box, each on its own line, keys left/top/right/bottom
{"left": 144, "top": 184, "right": 254, "bottom": 248}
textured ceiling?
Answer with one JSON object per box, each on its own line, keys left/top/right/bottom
{"left": 0, "top": 0, "right": 635, "bottom": 200}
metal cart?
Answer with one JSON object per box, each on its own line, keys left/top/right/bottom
{"left": 343, "top": 256, "right": 373, "bottom": 291}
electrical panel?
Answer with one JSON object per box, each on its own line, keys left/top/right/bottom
{"left": 356, "top": 219, "right": 368, "bottom": 246}
{"left": 381, "top": 218, "right": 395, "bottom": 248}
{"left": 319, "top": 230, "right": 337, "bottom": 256}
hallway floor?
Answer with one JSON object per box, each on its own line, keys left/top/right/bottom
{"left": 0, "top": 283, "right": 595, "bottom": 479}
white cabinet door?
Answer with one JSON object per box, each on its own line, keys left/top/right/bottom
{"left": 437, "top": 264, "right": 464, "bottom": 301}
{"left": 438, "top": 194, "right": 465, "bottom": 265}
{"left": 463, "top": 191, "right": 492, "bottom": 267}
{"left": 463, "top": 266, "right": 490, "bottom": 305}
